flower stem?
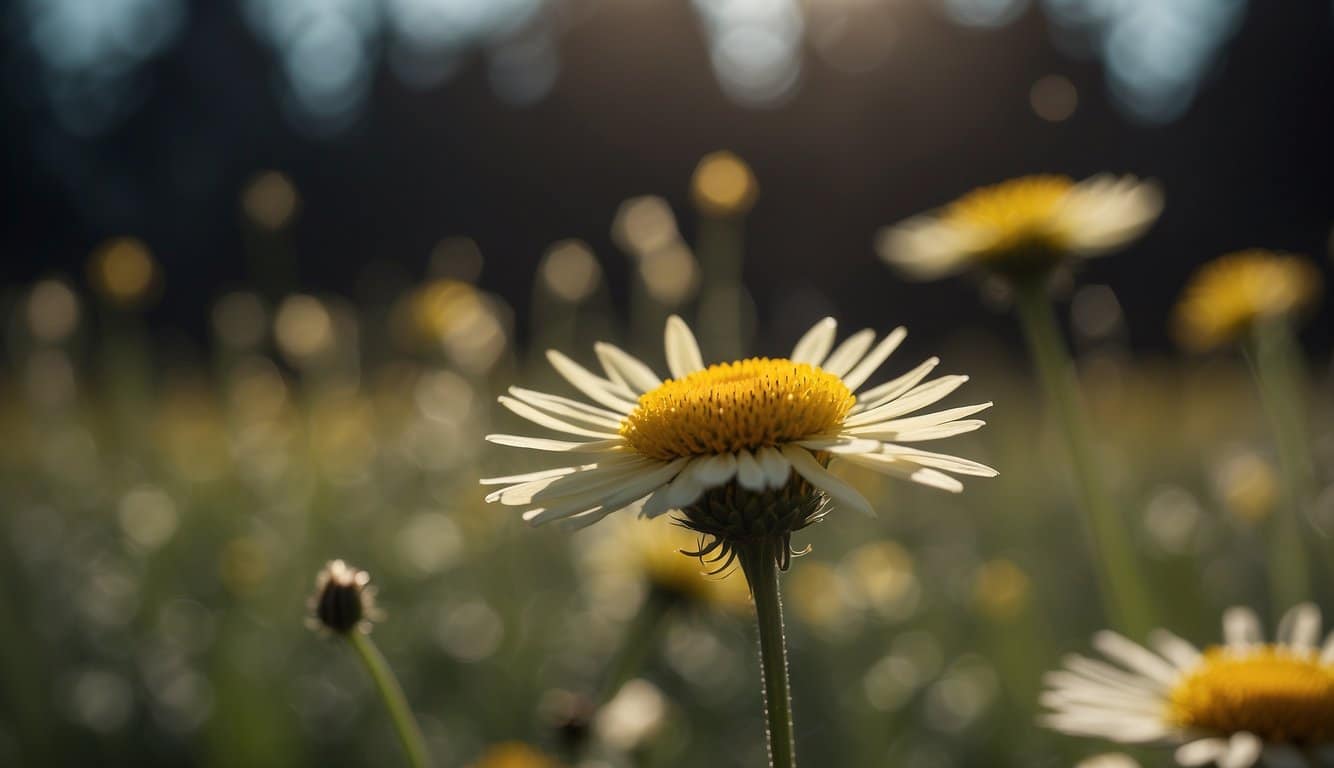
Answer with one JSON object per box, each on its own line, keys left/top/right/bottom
{"left": 348, "top": 631, "right": 432, "bottom": 768}
{"left": 1245, "top": 319, "right": 1313, "bottom": 611}
{"left": 1012, "top": 275, "right": 1153, "bottom": 638}
{"left": 738, "top": 540, "right": 797, "bottom": 768}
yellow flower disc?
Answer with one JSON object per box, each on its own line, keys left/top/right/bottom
{"left": 1168, "top": 646, "right": 1334, "bottom": 743}
{"left": 1172, "top": 250, "right": 1322, "bottom": 351}
{"left": 621, "top": 358, "right": 853, "bottom": 461}
{"left": 941, "top": 175, "right": 1075, "bottom": 261}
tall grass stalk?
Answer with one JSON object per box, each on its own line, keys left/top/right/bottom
{"left": 1245, "top": 318, "right": 1314, "bottom": 612}
{"left": 1012, "top": 275, "right": 1153, "bottom": 638}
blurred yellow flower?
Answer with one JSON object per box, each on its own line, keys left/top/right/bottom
{"left": 469, "top": 742, "right": 563, "bottom": 768}
{"left": 1212, "top": 450, "right": 1279, "bottom": 524}
{"left": 788, "top": 560, "right": 855, "bottom": 633}
{"left": 587, "top": 515, "right": 750, "bottom": 611}
{"left": 972, "top": 559, "right": 1030, "bottom": 620}
{"left": 1172, "top": 250, "right": 1322, "bottom": 352}
{"left": 842, "top": 540, "right": 917, "bottom": 619}
{"left": 88, "top": 237, "right": 159, "bottom": 308}
{"left": 691, "top": 151, "right": 758, "bottom": 217}
{"left": 878, "top": 174, "right": 1162, "bottom": 280}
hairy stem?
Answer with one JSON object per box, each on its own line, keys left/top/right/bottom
{"left": 738, "top": 540, "right": 797, "bottom": 768}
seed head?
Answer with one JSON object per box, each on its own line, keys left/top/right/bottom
{"left": 307, "top": 559, "right": 378, "bottom": 635}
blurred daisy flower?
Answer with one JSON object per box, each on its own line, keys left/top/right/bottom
{"left": 1043, "top": 603, "right": 1334, "bottom": 767}
{"left": 469, "top": 742, "right": 563, "bottom": 768}
{"left": 877, "top": 174, "right": 1162, "bottom": 280}
{"left": 483, "top": 315, "right": 994, "bottom": 565}
{"left": 584, "top": 515, "right": 750, "bottom": 611}
{"left": 1172, "top": 250, "right": 1323, "bottom": 352}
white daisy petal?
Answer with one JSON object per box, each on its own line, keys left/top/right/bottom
{"left": 735, "top": 449, "right": 766, "bottom": 491}
{"left": 523, "top": 458, "right": 688, "bottom": 526}
{"left": 508, "top": 387, "right": 626, "bottom": 429}
{"left": 498, "top": 396, "right": 622, "bottom": 439}
{"left": 841, "top": 327, "right": 907, "bottom": 393}
{"left": 790, "top": 317, "right": 838, "bottom": 366}
{"left": 693, "top": 453, "right": 739, "bottom": 488}
{"left": 492, "top": 459, "right": 656, "bottom": 505}
{"left": 546, "top": 350, "right": 640, "bottom": 413}
{"left": 821, "top": 329, "right": 876, "bottom": 377}
{"left": 875, "top": 217, "right": 978, "bottom": 281}
{"left": 486, "top": 434, "right": 626, "bottom": 453}
{"left": 756, "top": 446, "right": 791, "bottom": 489}
{"left": 1177, "top": 739, "right": 1229, "bottom": 766}
{"left": 1061, "top": 654, "right": 1163, "bottom": 694}
{"left": 639, "top": 485, "right": 674, "bottom": 519}
{"left": 664, "top": 315, "right": 706, "bottom": 379}
{"left": 905, "top": 468, "right": 964, "bottom": 493}
{"left": 887, "top": 420, "right": 988, "bottom": 442}
{"left": 525, "top": 460, "right": 664, "bottom": 505}
{"left": 481, "top": 464, "right": 586, "bottom": 486}
{"left": 1092, "top": 631, "right": 1179, "bottom": 687}
{"left": 1276, "top": 603, "right": 1321, "bottom": 650}
{"left": 1062, "top": 175, "right": 1164, "bottom": 255}
{"left": 1224, "top": 606, "right": 1264, "bottom": 648}
{"left": 839, "top": 453, "right": 966, "bottom": 493}
{"left": 782, "top": 444, "right": 874, "bottom": 517}
{"left": 875, "top": 444, "right": 998, "bottom": 476}
{"left": 853, "top": 357, "right": 940, "bottom": 411}
{"left": 847, "top": 402, "right": 993, "bottom": 438}
{"left": 594, "top": 342, "right": 663, "bottom": 394}
{"left": 1220, "top": 732, "right": 1263, "bottom": 768}
{"left": 662, "top": 460, "right": 707, "bottom": 509}
{"left": 844, "top": 375, "right": 971, "bottom": 426}
{"left": 486, "top": 474, "right": 568, "bottom": 505}
{"left": 1148, "top": 630, "right": 1202, "bottom": 671}
{"left": 558, "top": 506, "right": 624, "bottom": 531}
{"left": 796, "top": 437, "right": 884, "bottom": 454}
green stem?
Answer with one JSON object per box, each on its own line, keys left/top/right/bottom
{"left": 738, "top": 541, "right": 796, "bottom": 768}
{"left": 596, "top": 587, "right": 673, "bottom": 706}
{"left": 1245, "top": 320, "right": 1312, "bottom": 611}
{"left": 1012, "top": 275, "right": 1152, "bottom": 638}
{"left": 348, "top": 632, "right": 431, "bottom": 768}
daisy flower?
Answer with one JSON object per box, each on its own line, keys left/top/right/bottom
{"left": 1172, "top": 250, "right": 1323, "bottom": 352}
{"left": 1042, "top": 603, "right": 1334, "bottom": 767}
{"left": 483, "top": 315, "right": 995, "bottom": 561}
{"left": 582, "top": 515, "right": 751, "bottom": 611}
{"left": 469, "top": 742, "right": 564, "bottom": 768}
{"left": 877, "top": 174, "right": 1163, "bottom": 280}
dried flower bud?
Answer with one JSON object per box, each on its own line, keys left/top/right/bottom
{"left": 307, "top": 559, "right": 378, "bottom": 635}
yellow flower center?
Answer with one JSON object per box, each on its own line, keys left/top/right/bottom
{"left": 942, "top": 175, "right": 1075, "bottom": 261}
{"left": 620, "top": 358, "right": 854, "bottom": 461}
{"left": 1168, "top": 645, "right": 1334, "bottom": 744}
